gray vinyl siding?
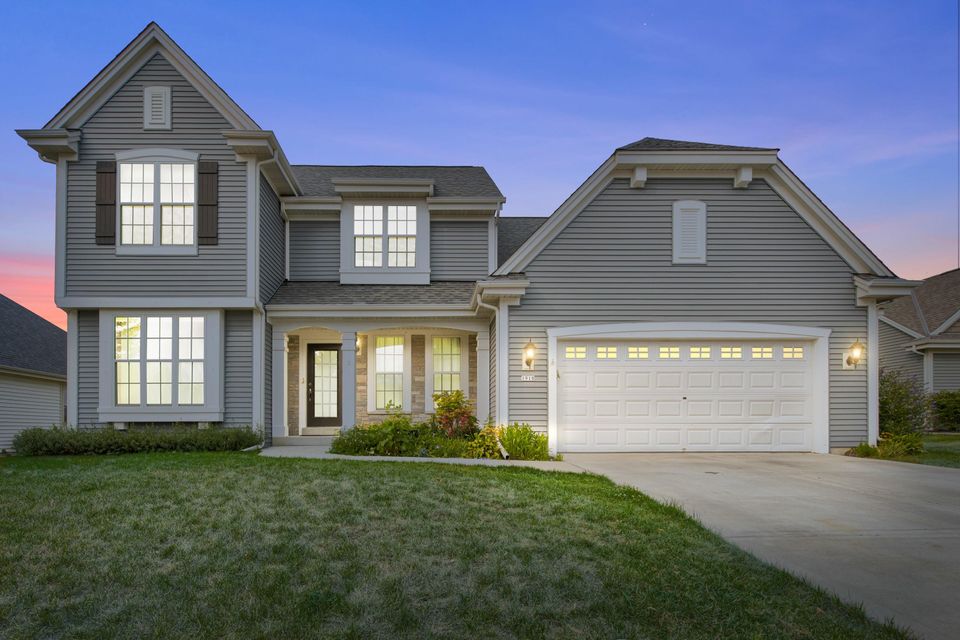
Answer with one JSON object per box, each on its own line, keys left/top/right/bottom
{"left": 289, "top": 221, "right": 340, "bottom": 281}
{"left": 430, "top": 221, "right": 489, "bottom": 280}
{"left": 264, "top": 321, "right": 273, "bottom": 445}
{"left": 76, "top": 310, "right": 100, "bottom": 426}
{"left": 0, "top": 373, "right": 64, "bottom": 450}
{"left": 223, "top": 310, "right": 253, "bottom": 425}
{"left": 65, "top": 53, "right": 248, "bottom": 297}
{"left": 507, "top": 177, "right": 868, "bottom": 448}
{"left": 489, "top": 316, "right": 497, "bottom": 420}
{"left": 933, "top": 353, "right": 960, "bottom": 392}
{"left": 259, "top": 176, "right": 285, "bottom": 302}
{"left": 878, "top": 321, "right": 923, "bottom": 383}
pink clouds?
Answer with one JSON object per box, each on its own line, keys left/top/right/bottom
{"left": 0, "top": 253, "right": 64, "bottom": 329}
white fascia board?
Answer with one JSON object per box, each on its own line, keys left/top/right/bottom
{"left": 16, "top": 128, "right": 81, "bottom": 163}
{"left": 615, "top": 150, "right": 778, "bottom": 167}
{"left": 282, "top": 197, "right": 343, "bottom": 217}
{"left": 854, "top": 275, "right": 922, "bottom": 305}
{"left": 494, "top": 155, "right": 618, "bottom": 275}
{"left": 768, "top": 163, "right": 895, "bottom": 276}
{"left": 44, "top": 24, "right": 259, "bottom": 131}
{"left": 879, "top": 314, "right": 924, "bottom": 339}
{"left": 931, "top": 307, "right": 960, "bottom": 336}
{"left": 222, "top": 130, "right": 301, "bottom": 196}
{"left": 265, "top": 305, "right": 476, "bottom": 318}
{"left": 0, "top": 365, "right": 67, "bottom": 383}
{"left": 426, "top": 197, "right": 504, "bottom": 212}
{"left": 331, "top": 178, "right": 434, "bottom": 197}
{"left": 909, "top": 339, "right": 960, "bottom": 351}
{"left": 57, "top": 296, "right": 256, "bottom": 310}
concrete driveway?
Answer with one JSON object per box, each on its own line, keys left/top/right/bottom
{"left": 563, "top": 453, "right": 960, "bottom": 640}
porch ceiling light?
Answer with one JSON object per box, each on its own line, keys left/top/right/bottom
{"left": 523, "top": 340, "right": 537, "bottom": 371}
{"left": 846, "top": 339, "right": 865, "bottom": 367}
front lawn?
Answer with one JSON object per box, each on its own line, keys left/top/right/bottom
{"left": 890, "top": 434, "right": 960, "bottom": 468}
{"left": 0, "top": 454, "right": 910, "bottom": 639}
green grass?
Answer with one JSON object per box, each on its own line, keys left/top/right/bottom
{"left": 0, "top": 453, "right": 912, "bottom": 640}
{"left": 885, "top": 434, "right": 960, "bottom": 468}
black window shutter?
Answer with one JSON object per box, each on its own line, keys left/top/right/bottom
{"left": 197, "top": 161, "right": 219, "bottom": 245}
{"left": 95, "top": 161, "right": 116, "bottom": 245}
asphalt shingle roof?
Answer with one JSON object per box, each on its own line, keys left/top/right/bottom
{"left": 291, "top": 166, "right": 504, "bottom": 199}
{"left": 0, "top": 295, "right": 66, "bottom": 378}
{"left": 618, "top": 137, "right": 777, "bottom": 152}
{"left": 882, "top": 269, "right": 960, "bottom": 336}
{"left": 498, "top": 216, "right": 547, "bottom": 267}
{"left": 268, "top": 281, "right": 477, "bottom": 307}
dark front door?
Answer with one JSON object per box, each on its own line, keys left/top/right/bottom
{"left": 307, "top": 343, "right": 341, "bottom": 427}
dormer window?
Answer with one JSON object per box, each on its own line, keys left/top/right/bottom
{"left": 352, "top": 204, "right": 417, "bottom": 268}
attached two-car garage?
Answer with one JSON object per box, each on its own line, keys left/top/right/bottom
{"left": 548, "top": 324, "right": 831, "bottom": 454}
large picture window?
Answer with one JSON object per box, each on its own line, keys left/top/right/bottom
{"left": 113, "top": 314, "right": 204, "bottom": 408}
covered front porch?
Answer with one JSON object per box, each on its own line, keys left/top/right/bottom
{"left": 268, "top": 318, "right": 490, "bottom": 441}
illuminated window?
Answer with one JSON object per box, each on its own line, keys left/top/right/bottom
{"left": 387, "top": 205, "right": 417, "bottom": 267}
{"left": 119, "top": 161, "right": 196, "bottom": 247}
{"left": 565, "top": 346, "right": 586, "bottom": 359}
{"left": 115, "top": 317, "right": 141, "bottom": 405}
{"left": 752, "top": 346, "right": 774, "bottom": 359}
{"left": 177, "top": 317, "right": 204, "bottom": 405}
{"left": 720, "top": 346, "right": 742, "bottom": 359}
{"left": 354, "top": 205, "right": 383, "bottom": 267}
{"left": 119, "top": 163, "right": 154, "bottom": 245}
{"left": 659, "top": 346, "right": 680, "bottom": 359}
{"left": 627, "top": 346, "right": 649, "bottom": 359}
{"left": 783, "top": 346, "right": 805, "bottom": 359}
{"left": 159, "top": 163, "right": 195, "bottom": 245}
{"left": 432, "top": 336, "right": 462, "bottom": 395}
{"left": 690, "top": 346, "right": 711, "bottom": 359}
{"left": 374, "top": 336, "right": 404, "bottom": 409}
{"left": 146, "top": 317, "right": 173, "bottom": 405}
{"left": 353, "top": 204, "right": 418, "bottom": 268}
{"left": 596, "top": 346, "right": 618, "bottom": 359}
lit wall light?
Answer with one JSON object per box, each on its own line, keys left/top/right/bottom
{"left": 845, "top": 339, "right": 865, "bottom": 368}
{"left": 522, "top": 340, "right": 537, "bottom": 371}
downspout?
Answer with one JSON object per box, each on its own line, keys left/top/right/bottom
{"left": 475, "top": 294, "right": 508, "bottom": 457}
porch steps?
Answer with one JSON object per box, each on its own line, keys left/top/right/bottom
{"left": 272, "top": 436, "right": 336, "bottom": 447}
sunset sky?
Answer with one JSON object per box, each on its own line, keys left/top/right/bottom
{"left": 1, "top": 0, "right": 958, "bottom": 330}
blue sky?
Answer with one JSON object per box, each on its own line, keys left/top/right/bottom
{"left": 0, "top": 0, "right": 957, "bottom": 326}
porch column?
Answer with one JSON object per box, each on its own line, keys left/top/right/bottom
{"left": 341, "top": 331, "right": 357, "bottom": 430}
{"left": 476, "top": 329, "right": 490, "bottom": 424}
{"left": 271, "top": 331, "right": 287, "bottom": 439}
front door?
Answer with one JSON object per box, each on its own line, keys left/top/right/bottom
{"left": 307, "top": 344, "right": 341, "bottom": 427}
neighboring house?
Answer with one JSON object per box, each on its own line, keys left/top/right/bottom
{"left": 879, "top": 268, "right": 960, "bottom": 392}
{"left": 18, "top": 23, "right": 920, "bottom": 455}
{"left": 0, "top": 295, "right": 66, "bottom": 450}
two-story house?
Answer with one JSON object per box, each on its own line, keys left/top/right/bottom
{"left": 19, "top": 23, "right": 918, "bottom": 454}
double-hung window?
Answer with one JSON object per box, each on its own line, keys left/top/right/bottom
{"left": 101, "top": 311, "right": 221, "bottom": 421}
{"left": 374, "top": 336, "right": 405, "bottom": 410}
{"left": 116, "top": 149, "right": 198, "bottom": 254}
{"left": 352, "top": 205, "right": 417, "bottom": 268}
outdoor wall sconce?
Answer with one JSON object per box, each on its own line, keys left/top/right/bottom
{"left": 522, "top": 340, "right": 537, "bottom": 370}
{"left": 845, "top": 339, "right": 865, "bottom": 369}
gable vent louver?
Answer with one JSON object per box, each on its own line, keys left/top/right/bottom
{"left": 143, "top": 86, "right": 171, "bottom": 130}
{"left": 672, "top": 200, "right": 707, "bottom": 264}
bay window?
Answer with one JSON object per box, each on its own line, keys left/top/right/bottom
{"left": 99, "top": 310, "right": 222, "bottom": 421}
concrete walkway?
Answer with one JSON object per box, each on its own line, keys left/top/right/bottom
{"left": 260, "top": 445, "right": 582, "bottom": 472}
{"left": 563, "top": 453, "right": 960, "bottom": 640}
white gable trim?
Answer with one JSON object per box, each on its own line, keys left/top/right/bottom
{"left": 932, "top": 307, "right": 960, "bottom": 336}
{"left": 494, "top": 153, "right": 895, "bottom": 278}
{"left": 44, "top": 22, "right": 258, "bottom": 131}
{"left": 879, "top": 314, "right": 924, "bottom": 340}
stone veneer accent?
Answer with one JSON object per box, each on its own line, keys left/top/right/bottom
{"left": 286, "top": 335, "right": 299, "bottom": 435}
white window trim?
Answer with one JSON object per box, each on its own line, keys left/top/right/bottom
{"left": 115, "top": 148, "right": 200, "bottom": 256}
{"left": 143, "top": 86, "right": 171, "bottom": 130}
{"left": 340, "top": 200, "right": 430, "bottom": 284}
{"left": 365, "top": 332, "right": 413, "bottom": 414}
{"left": 672, "top": 199, "right": 707, "bottom": 264}
{"left": 97, "top": 309, "right": 223, "bottom": 422}
{"left": 424, "top": 331, "right": 471, "bottom": 411}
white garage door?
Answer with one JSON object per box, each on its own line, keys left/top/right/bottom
{"left": 558, "top": 340, "right": 814, "bottom": 452}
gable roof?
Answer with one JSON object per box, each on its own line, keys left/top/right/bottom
{"left": 291, "top": 166, "right": 503, "bottom": 199}
{"left": 495, "top": 137, "right": 895, "bottom": 278}
{"left": 43, "top": 22, "right": 259, "bottom": 131}
{"left": 882, "top": 268, "right": 960, "bottom": 336}
{"left": 0, "top": 296, "right": 67, "bottom": 379}
{"left": 498, "top": 217, "right": 547, "bottom": 267}
{"left": 618, "top": 137, "right": 778, "bottom": 152}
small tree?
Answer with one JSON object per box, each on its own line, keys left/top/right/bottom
{"left": 879, "top": 368, "right": 929, "bottom": 435}
{"left": 432, "top": 390, "right": 478, "bottom": 438}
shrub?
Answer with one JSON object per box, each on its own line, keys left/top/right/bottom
{"left": 13, "top": 425, "right": 260, "bottom": 456}
{"left": 931, "top": 390, "right": 960, "bottom": 431}
{"left": 499, "top": 423, "right": 550, "bottom": 460}
{"left": 330, "top": 415, "right": 439, "bottom": 457}
{"left": 424, "top": 436, "right": 472, "bottom": 458}
{"left": 432, "top": 390, "right": 478, "bottom": 439}
{"left": 467, "top": 425, "right": 503, "bottom": 459}
{"left": 879, "top": 369, "right": 929, "bottom": 435}
{"left": 877, "top": 432, "right": 925, "bottom": 457}
{"left": 845, "top": 442, "right": 879, "bottom": 458}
